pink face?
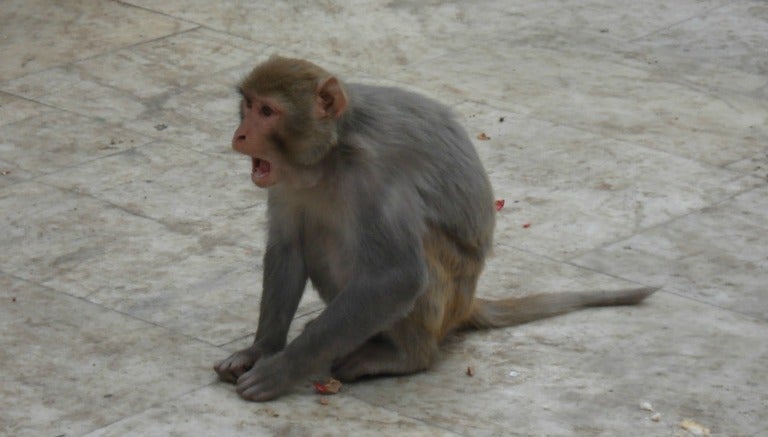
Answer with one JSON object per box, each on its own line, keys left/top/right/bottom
{"left": 232, "top": 91, "right": 284, "bottom": 188}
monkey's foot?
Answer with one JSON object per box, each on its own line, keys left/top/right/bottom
{"left": 214, "top": 344, "right": 262, "bottom": 384}
{"left": 332, "top": 343, "right": 429, "bottom": 382}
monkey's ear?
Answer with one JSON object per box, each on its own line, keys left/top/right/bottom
{"left": 317, "top": 76, "right": 348, "bottom": 119}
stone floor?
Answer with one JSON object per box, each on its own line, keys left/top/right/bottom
{"left": 1, "top": 1, "right": 766, "bottom": 436}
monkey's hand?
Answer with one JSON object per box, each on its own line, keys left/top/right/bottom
{"left": 236, "top": 351, "right": 299, "bottom": 402}
{"left": 214, "top": 343, "right": 264, "bottom": 384}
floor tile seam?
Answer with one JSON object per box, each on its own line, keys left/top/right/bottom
{"left": 424, "top": 24, "right": 767, "bottom": 100}
{"left": 493, "top": 238, "right": 768, "bottom": 325}
{"left": 23, "top": 140, "right": 255, "bottom": 220}
{"left": 1, "top": 33, "right": 264, "bottom": 103}
{"left": 617, "top": 44, "right": 768, "bottom": 99}
{"left": 0, "top": 140, "right": 153, "bottom": 189}
{"left": 18, "top": 142, "right": 153, "bottom": 188}
{"left": 159, "top": 23, "right": 285, "bottom": 60}
{"left": 67, "top": 33, "right": 270, "bottom": 91}
{"left": 113, "top": 0, "right": 207, "bottom": 29}
{"left": 25, "top": 173, "right": 267, "bottom": 259}
{"left": 432, "top": 34, "right": 768, "bottom": 120}
{"left": 535, "top": 113, "right": 763, "bottom": 176}
{"left": 341, "top": 392, "right": 469, "bottom": 437}
{"left": 460, "top": 96, "right": 764, "bottom": 178}
{"left": 0, "top": 24, "right": 202, "bottom": 89}
{"left": 0, "top": 92, "right": 91, "bottom": 125}
{"left": 40, "top": 178, "right": 267, "bottom": 253}
{"left": 4, "top": 270, "right": 225, "bottom": 347}
{"left": 79, "top": 381, "right": 220, "bottom": 437}
{"left": 561, "top": 181, "right": 768, "bottom": 261}
{"left": 70, "top": 25, "right": 204, "bottom": 69}
{"left": 487, "top": 179, "right": 765, "bottom": 265}
{"left": 640, "top": 284, "right": 768, "bottom": 325}
{"left": 491, "top": 241, "right": 660, "bottom": 292}
{"left": 32, "top": 176, "right": 201, "bottom": 247}
{"left": 215, "top": 308, "right": 323, "bottom": 349}
{"left": 559, "top": 258, "right": 768, "bottom": 325}
{"left": 627, "top": 0, "right": 737, "bottom": 43}
{"left": 0, "top": 89, "right": 164, "bottom": 154}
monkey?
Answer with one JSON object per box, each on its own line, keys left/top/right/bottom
{"left": 214, "top": 55, "right": 657, "bottom": 402}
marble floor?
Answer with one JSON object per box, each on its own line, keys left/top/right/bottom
{"left": 1, "top": 1, "right": 766, "bottom": 436}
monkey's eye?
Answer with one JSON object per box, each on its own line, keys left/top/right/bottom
{"left": 244, "top": 100, "right": 253, "bottom": 109}
{"left": 261, "top": 105, "right": 274, "bottom": 117}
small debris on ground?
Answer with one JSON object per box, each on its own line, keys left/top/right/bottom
{"left": 639, "top": 401, "right": 654, "bottom": 412}
{"left": 261, "top": 408, "right": 280, "bottom": 418}
{"left": 499, "top": 117, "right": 505, "bottom": 122}
{"left": 477, "top": 132, "right": 490, "bottom": 140}
{"left": 680, "top": 419, "right": 710, "bottom": 436}
{"left": 318, "top": 397, "right": 330, "bottom": 406}
{"left": 508, "top": 370, "right": 519, "bottom": 377}
{"left": 313, "top": 377, "right": 342, "bottom": 395}
{"left": 495, "top": 199, "right": 505, "bottom": 211}
{"left": 154, "top": 123, "right": 168, "bottom": 131}
{"left": 522, "top": 223, "right": 531, "bottom": 228}
{"left": 466, "top": 366, "right": 474, "bottom": 377}
{"left": 0, "top": 169, "right": 11, "bottom": 176}
{"left": 650, "top": 413, "right": 661, "bottom": 422}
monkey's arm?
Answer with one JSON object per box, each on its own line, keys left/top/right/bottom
{"left": 255, "top": 238, "right": 308, "bottom": 352}
{"left": 214, "top": 233, "right": 307, "bottom": 383}
{"left": 236, "top": 219, "right": 426, "bottom": 401}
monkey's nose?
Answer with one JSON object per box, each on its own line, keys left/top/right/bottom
{"left": 232, "top": 136, "right": 247, "bottom": 154}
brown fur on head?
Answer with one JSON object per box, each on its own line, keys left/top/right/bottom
{"left": 236, "top": 55, "right": 348, "bottom": 169}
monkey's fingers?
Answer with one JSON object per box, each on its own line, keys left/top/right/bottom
{"left": 214, "top": 348, "right": 260, "bottom": 384}
{"left": 213, "top": 361, "right": 240, "bottom": 384}
{"left": 236, "top": 354, "right": 295, "bottom": 402}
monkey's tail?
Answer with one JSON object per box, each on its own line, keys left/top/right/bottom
{"left": 462, "top": 286, "right": 658, "bottom": 330}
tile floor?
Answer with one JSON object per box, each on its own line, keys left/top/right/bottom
{"left": 1, "top": 1, "right": 766, "bottom": 436}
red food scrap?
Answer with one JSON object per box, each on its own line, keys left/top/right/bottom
{"left": 495, "top": 199, "right": 505, "bottom": 211}
{"left": 313, "top": 378, "right": 342, "bottom": 395}
{"left": 522, "top": 223, "right": 531, "bottom": 228}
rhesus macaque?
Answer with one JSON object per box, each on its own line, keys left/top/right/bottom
{"left": 214, "top": 55, "right": 657, "bottom": 401}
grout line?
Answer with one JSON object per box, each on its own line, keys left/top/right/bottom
{"left": 3, "top": 271, "right": 224, "bottom": 348}
{"left": 0, "top": 25, "right": 202, "bottom": 89}
{"left": 560, "top": 180, "right": 768, "bottom": 263}
{"left": 80, "top": 381, "right": 221, "bottom": 436}
{"left": 627, "top": 1, "right": 735, "bottom": 43}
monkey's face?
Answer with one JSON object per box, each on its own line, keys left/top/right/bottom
{"left": 232, "top": 93, "right": 286, "bottom": 188}
{"left": 232, "top": 56, "right": 349, "bottom": 189}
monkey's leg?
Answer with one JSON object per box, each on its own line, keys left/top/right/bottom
{"left": 331, "top": 319, "right": 440, "bottom": 382}
{"left": 331, "top": 231, "right": 483, "bottom": 382}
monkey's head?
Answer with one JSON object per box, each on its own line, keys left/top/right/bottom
{"left": 232, "top": 55, "right": 348, "bottom": 188}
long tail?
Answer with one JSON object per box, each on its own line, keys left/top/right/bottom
{"left": 462, "top": 286, "right": 659, "bottom": 330}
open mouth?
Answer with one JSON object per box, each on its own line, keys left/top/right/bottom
{"left": 251, "top": 157, "right": 272, "bottom": 185}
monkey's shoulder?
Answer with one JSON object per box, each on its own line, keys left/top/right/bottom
{"left": 346, "top": 83, "right": 456, "bottom": 126}
{"left": 343, "top": 83, "right": 475, "bottom": 162}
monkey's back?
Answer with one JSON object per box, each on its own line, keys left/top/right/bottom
{"left": 340, "top": 84, "right": 495, "bottom": 257}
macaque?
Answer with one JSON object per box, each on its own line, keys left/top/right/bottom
{"left": 214, "top": 55, "right": 657, "bottom": 401}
